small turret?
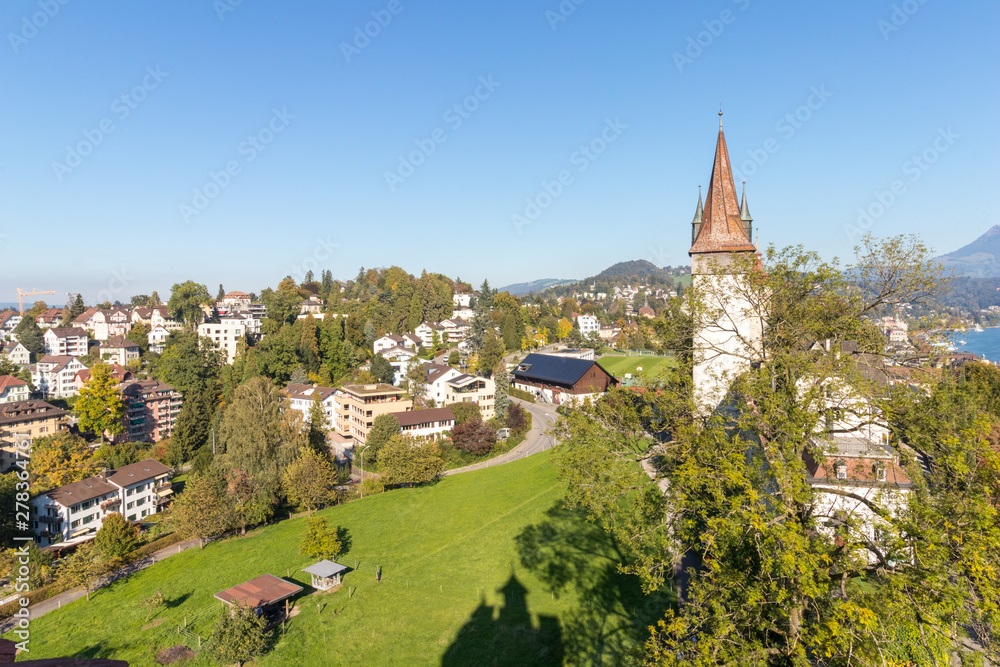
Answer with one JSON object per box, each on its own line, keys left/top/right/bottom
{"left": 691, "top": 186, "right": 704, "bottom": 246}
{"left": 740, "top": 181, "right": 753, "bottom": 243}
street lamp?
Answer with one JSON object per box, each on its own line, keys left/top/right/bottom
{"left": 358, "top": 444, "right": 370, "bottom": 498}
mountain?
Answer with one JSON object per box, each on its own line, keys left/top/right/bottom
{"left": 499, "top": 278, "right": 576, "bottom": 296}
{"left": 594, "top": 259, "right": 674, "bottom": 282}
{"left": 936, "top": 225, "right": 1000, "bottom": 277}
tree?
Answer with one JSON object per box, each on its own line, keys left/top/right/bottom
{"left": 378, "top": 435, "right": 444, "bottom": 487}
{"left": 260, "top": 278, "right": 303, "bottom": 325}
{"left": 477, "top": 332, "right": 504, "bottom": 377}
{"left": 506, "top": 403, "right": 529, "bottom": 434}
{"left": 75, "top": 364, "right": 126, "bottom": 444}
{"left": 404, "top": 357, "right": 426, "bottom": 400}
{"left": 30, "top": 433, "right": 99, "bottom": 490}
{"left": 59, "top": 542, "right": 108, "bottom": 602}
{"left": 282, "top": 449, "right": 336, "bottom": 513}
{"left": 299, "top": 515, "right": 342, "bottom": 560}
{"left": 170, "top": 472, "right": 232, "bottom": 548}
{"left": 493, "top": 360, "right": 510, "bottom": 422}
{"left": 450, "top": 419, "right": 497, "bottom": 455}
{"left": 94, "top": 512, "right": 139, "bottom": 562}
{"left": 478, "top": 279, "right": 494, "bottom": 309}
{"left": 126, "top": 321, "right": 150, "bottom": 354}
{"left": 147, "top": 291, "right": 162, "bottom": 307}
{"left": 217, "top": 284, "right": 225, "bottom": 301}
{"left": 307, "top": 392, "right": 330, "bottom": 455}
{"left": 466, "top": 302, "right": 492, "bottom": 354}
{"left": 0, "top": 354, "right": 32, "bottom": 388}
{"left": 12, "top": 316, "right": 43, "bottom": 361}
{"left": 370, "top": 354, "right": 395, "bottom": 384}
{"left": 554, "top": 236, "right": 1000, "bottom": 664}
{"left": 448, "top": 350, "right": 460, "bottom": 366}
{"left": 94, "top": 441, "right": 150, "bottom": 469}
{"left": 448, "top": 402, "right": 481, "bottom": 426}
{"left": 289, "top": 365, "right": 309, "bottom": 385}
{"left": 208, "top": 602, "right": 270, "bottom": 667}
{"left": 365, "top": 414, "right": 400, "bottom": 466}
{"left": 154, "top": 330, "right": 224, "bottom": 395}
{"left": 167, "top": 280, "right": 211, "bottom": 328}
{"left": 165, "top": 382, "right": 217, "bottom": 466}
{"left": 62, "top": 293, "right": 86, "bottom": 325}
{"left": 142, "top": 589, "right": 164, "bottom": 622}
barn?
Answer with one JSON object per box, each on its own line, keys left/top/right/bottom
{"left": 511, "top": 353, "right": 617, "bottom": 406}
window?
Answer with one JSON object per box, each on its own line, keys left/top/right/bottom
{"left": 834, "top": 461, "right": 848, "bottom": 481}
{"left": 82, "top": 514, "right": 94, "bottom": 524}
{"left": 71, "top": 520, "right": 80, "bottom": 529}
{"left": 873, "top": 463, "right": 887, "bottom": 482}
{"left": 126, "top": 501, "right": 135, "bottom": 510}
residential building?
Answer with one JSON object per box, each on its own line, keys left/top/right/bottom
{"left": 149, "top": 306, "right": 182, "bottom": 331}
{"left": 220, "top": 291, "right": 252, "bottom": 313}
{"left": 197, "top": 317, "right": 245, "bottom": 363}
{"left": 1, "top": 341, "right": 31, "bottom": 367}
{"left": 391, "top": 407, "right": 455, "bottom": 441}
{"left": 285, "top": 383, "right": 338, "bottom": 425}
{"left": 576, "top": 314, "right": 600, "bottom": 335}
{"left": 299, "top": 295, "right": 325, "bottom": 317}
{"left": 43, "top": 327, "right": 89, "bottom": 357}
{"left": 423, "top": 363, "right": 496, "bottom": 419}
{"left": 598, "top": 325, "right": 621, "bottom": 342}
{"left": 32, "top": 356, "right": 87, "bottom": 399}
{"left": 382, "top": 346, "right": 418, "bottom": 385}
{"left": 226, "top": 310, "right": 263, "bottom": 339}
{"left": 415, "top": 322, "right": 446, "bottom": 348}
{"left": 0, "top": 311, "right": 22, "bottom": 339}
{"left": 512, "top": 353, "right": 617, "bottom": 406}
{"left": 99, "top": 336, "right": 140, "bottom": 366}
{"left": 148, "top": 325, "right": 171, "bottom": 353}
{"left": 35, "top": 308, "right": 65, "bottom": 329}
{"left": 31, "top": 459, "right": 173, "bottom": 546}
{"left": 334, "top": 383, "right": 412, "bottom": 444}
{"left": 0, "top": 376, "right": 29, "bottom": 404}
{"left": 72, "top": 307, "right": 101, "bottom": 334}
{"left": 453, "top": 293, "right": 473, "bottom": 309}
{"left": 0, "top": 399, "right": 68, "bottom": 471}
{"left": 117, "top": 379, "right": 183, "bottom": 443}
{"left": 93, "top": 308, "right": 132, "bottom": 341}
{"left": 374, "top": 334, "right": 408, "bottom": 355}
{"left": 439, "top": 317, "right": 469, "bottom": 343}
{"left": 74, "top": 365, "right": 133, "bottom": 392}
{"left": 548, "top": 348, "right": 595, "bottom": 361}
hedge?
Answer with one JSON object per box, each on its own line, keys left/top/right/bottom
{"left": 0, "top": 581, "right": 67, "bottom": 619}
{"left": 509, "top": 388, "right": 536, "bottom": 403}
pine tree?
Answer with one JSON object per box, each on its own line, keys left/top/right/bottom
{"left": 12, "top": 317, "right": 44, "bottom": 361}
{"left": 307, "top": 392, "right": 330, "bottom": 455}
{"left": 370, "top": 354, "right": 395, "bottom": 385}
{"left": 477, "top": 332, "right": 504, "bottom": 378}
{"left": 217, "top": 284, "right": 225, "bottom": 301}
{"left": 493, "top": 359, "right": 510, "bottom": 422}
{"left": 478, "top": 279, "right": 493, "bottom": 309}
{"left": 165, "top": 383, "right": 215, "bottom": 467}
{"left": 76, "top": 364, "right": 126, "bottom": 444}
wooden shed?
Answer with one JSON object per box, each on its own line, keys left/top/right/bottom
{"left": 302, "top": 560, "right": 347, "bottom": 591}
{"left": 214, "top": 573, "right": 303, "bottom": 613}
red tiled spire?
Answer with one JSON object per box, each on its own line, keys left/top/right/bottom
{"left": 690, "top": 114, "right": 756, "bottom": 255}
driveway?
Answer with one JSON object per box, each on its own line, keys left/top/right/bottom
{"left": 443, "top": 398, "right": 560, "bottom": 475}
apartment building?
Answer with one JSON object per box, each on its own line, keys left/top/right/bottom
{"left": 43, "top": 327, "right": 89, "bottom": 357}
{"left": 422, "top": 363, "right": 496, "bottom": 419}
{"left": 285, "top": 383, "right": 337, "bottom": 424}
{"left": 118, "top": 379, "right": 183, "bottom": 443}
{"left": 33, "top": 356, "right": 87, "bottom": 399}
{"left": 334, "top": 383, "right": 412, "bottom": 444}
{"left": 99, "top": 336, "right": 140, "bottom": 366}
{"left": 1, "top": 341, "right": 31, "bottom": 367}
{"left": 391, "top": 407, "right": 455, "bottom": 441}
{"left": 31, "top": 459, "right": 173, "bottom": 546}
{"left": 197, "top": 317, "right": 245, "bottom": 363}
{"left": 0, "top": 311, "right": 22, "bottom": 339}
{"left": 0, "top": 399, "right": 68, "bottom": 471}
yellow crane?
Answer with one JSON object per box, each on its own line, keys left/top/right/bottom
{"left": 17, "top": 288, "right": 58, "bottom": 315}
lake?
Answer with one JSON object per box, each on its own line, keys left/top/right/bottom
{"left": 951, "top": 327, "right": 1000, "bottom": 363}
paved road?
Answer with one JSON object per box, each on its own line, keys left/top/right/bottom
{"left": 0, "top": 537, "right": 202, "bottom": 633}
{"left": 443, "top": 398, "right": 560, "bottom": 476}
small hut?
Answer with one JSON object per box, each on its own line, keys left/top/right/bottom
{"left": 302, "top": 560, "right": 348, "bottom": 591}
{"left": 214, "top": 573, "right": 303, "bottom": 615}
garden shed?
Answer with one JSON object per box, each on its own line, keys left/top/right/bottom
{"left": 302, "top": 560, "right": 348, "bottom": 591}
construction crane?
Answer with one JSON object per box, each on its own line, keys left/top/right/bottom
{"left": 17, "top": 289, "right": 58, "bottom": 315}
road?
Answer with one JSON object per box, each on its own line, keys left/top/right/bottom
{"left": 443, "top": 398, "right": 560, "bottom": 476}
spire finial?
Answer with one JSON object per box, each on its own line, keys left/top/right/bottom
{"left": 718, "top": 106, "right": 723, "bottom": 129}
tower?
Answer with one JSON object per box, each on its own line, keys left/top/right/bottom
{"left": 689, "top": 114, "right": 763, "bottom": 414}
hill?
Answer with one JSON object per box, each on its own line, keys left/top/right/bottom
{"left": 594, "top": 259, "right": 673, "bottom": 282}
{"left": 935, "top": 225, "right": 1000, "bottom": 277}
{"left": 10, "top": 453, "right": 665, "bottom": 666}
{"left": 499, "top": 278, "right": 576, "bottom": 296}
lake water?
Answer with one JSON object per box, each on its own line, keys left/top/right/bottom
{"left": 952, "top": 327, "right": 1000, "bottom": 363}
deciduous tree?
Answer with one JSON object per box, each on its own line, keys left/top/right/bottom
{"left": 167, "top": 280, "right": 211, "bottom": 329}
{"left": 378, "top": 434, "right": 443, "bottom": 487}
{"left": 75, "top": 364, "right": 126, "bottom": 444}
{"left": 370, "top": 353, "right": 395, "bottom": 384}
{"left": 94, "top": 512, "right": 139, "bottom": 562}
{"left": 170, "top": 471, "right": 232, "bottom": 548}
{"left": 59, "top": 542, "right": 108, "bottom": 602}
{"left": 299, "top": 515, "right": 342, "bottom": 560}
{"left": 450, "top": 419, "right": 496, "bottom": 455}
{"left": 30, "top": 433, "right": 99, "bottom": 490}
{"left": 208, "top": 602, "right": 270, "bottom": 667}
{"left": 282, "top": 449, "right": 336, "bottom": 513}
{"left": 365, "top": 414, "right": 400, "bottom": 466}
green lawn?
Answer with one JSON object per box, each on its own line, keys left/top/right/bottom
{"left": 598, "top": 355, "right": 676, "bottom": 379}
{"left": 12, "top": 452, "right": 666, "bottom": 666}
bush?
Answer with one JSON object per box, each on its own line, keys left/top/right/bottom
{"left": 0, "top": 581, "right": 67, "bottom": 619}
{"left": 451, "top": 420, "right": 497, "bottom": 455}
{"left": 134, "top": 532, "right": 184, "bottom": 559}
{"left": 509, "top": 387, "right": 536, "bottom": 403}
{"left": 506, "top": 403, "right": 531, "bottom": 435}
{"left": 360, "top": 477, "right": 384, "bottom": 496}
{"left": 448, "top": 402, "right": 482, "bottom": 426}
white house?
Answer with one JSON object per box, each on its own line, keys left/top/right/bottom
{"left": 390, "top": 407, "right": 455, "bottom": 441}
{"left": 43, "top": 328, "right": 89, "bottom": 357}
{"left": 0, "top": 311, "right": 22, "bottom": 339}
{"left": 32, "top": 356, "right": 87, "bottom": 399}
{"left": 148, "top": 325, "right": 171, "bottom": 353}
{"left": 93, "top": 308, "right": 132, "bottom": 341}
{"left": 382, "top": 346, "right": 418, "bottom": 385}
{"left": 1, "top": 341, "right": 31, "bottom": 367}
{"left": 298, "top": 295, "right": 325, "bottom": 318}
{"left": 0, "top": 376, "right": 29, "bottom": 404}
{"left": 575, "top": 314, "right": 600, "bottom": 336}
{"left": 219, "top": 291, "right": 252, "bottom": 313}
{"left": 198, "top": 318, "right": 245, "bottom": 364}
{"left": 453, "top": 293, "right": 473, "bottom": 309}
{"left": 99, "top": 336, "right": 141, "bottom": 366}
{"left": 284, "top": 383, "right": 338, "bottom": 425}
{"left": 31, "top": 459, "right": 173, "bottom": 546}
{"left": 374, "top": 334, "right": 407, "bottom": 355}
{"left": 415, "top": 322, "right": 446, "bottom": 348}
{"left": 439, "top": 318, "right": 469, "bottom": 343}
{"left": 422, "top": 362, "right": 495, "bottom": 419}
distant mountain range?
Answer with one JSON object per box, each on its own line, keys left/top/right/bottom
{"left": 498, "top": 278, "right": 576, "bottom": 296}
{"left": 499, "top": 260, "right": 689, "bottom": 296}
{"left": 935, "top": 225, "right": 1000, "bottom": 277}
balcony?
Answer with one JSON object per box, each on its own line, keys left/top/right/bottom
{"left": 101, "top": 498, "right": 121, "bottom": 511}
{"left": 37, "top": 514, "right": 61, "bottom": 524}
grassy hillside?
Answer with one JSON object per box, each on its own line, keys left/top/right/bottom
{"left": 598, "top": 355, "right": 676, "bottom": 379}
{"left": 13, "top": 452, "right": 664, "bottom": 666}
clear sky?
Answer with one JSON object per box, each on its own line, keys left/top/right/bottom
{"left": 1, "top": 0, "right": 997, "bottom": 304}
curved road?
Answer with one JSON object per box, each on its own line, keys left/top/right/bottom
{"left": 442, "top": 398, "right": 560, "bottom": 476}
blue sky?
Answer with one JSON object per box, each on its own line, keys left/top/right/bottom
{"left": 1, "top": 0, "right": 997, "bottom": 304}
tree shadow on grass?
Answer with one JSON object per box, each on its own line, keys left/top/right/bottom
{"left": 164, "top": 591, "right": 192, "bottom": 609}
{"left": 336, "top": 526, "right": 352, "bottom": 557}
{"left": 512, "top": 504, "right": 673, "bottom": 666}
{"left": 441, "top": 574, "right": 562, "bottom": 667}
{"left": 69, "top": 639, "right": 111, "bottom": 659}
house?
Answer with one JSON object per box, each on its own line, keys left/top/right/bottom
{"left": 598, "top": 325, "right": 621, "bottom": 342}
{"left": 0, "top": 310, "right": 22, "bottom": 339}
{"left": 149, "top": 306, "right": 182, "bottom": 331}
{"left": 390, "top": 406, "right": 455, "bottom": 441}
{"left": 0, "top": 399, "right": 68, "bottom": 471}
{"left": 43, "top": 327, "right": 89, "bottom": 357}
{"left": 453, "top": 293, "right": 473, "bottom": 309}
{"left": 382, "top": 346, "right": 418, "bottom": 385}
{"left": 30, "top": 459, "right": 173, "bottom": 546}
{"left": 99, "top": 336, "right": 140, "bottom": 366}
{"left": 116, "top": 379, "right": 183, "bottom": 443}
{"left": 147, "top": 325, "right": 171, "bottom": 353}
{"left": 1, "top": 340, "right": 31, "bottom": 367}
{"left": 198, "top": 317, "right": 245, "bottom": 363}
{"left": 219, "top": 291, "right": 252, "bottom": 313}
{"left": 575, "top": 314, "right": 600, "bottom": 335}
{"left": 130, "top": 307, "right": 153, "bottom": 327}
{"left": 284, "top": 384, "right": 338, "bottom": 425}
{"left": 423, "top": 363, "right": 496, "bottom": 419}
{"left": 33, "top": 356, "right": 87, "bottom": 399}
{"left": 439, "top": 317, "right": 469, "bottom": 343}
{"left": 72, "top": 307, "right": 102, "bottom": 334}
{"left": 512, "top": 353, "right": 617, "bottom": 406}
{"left": 374, "top": 334, "right": 408, "bottom": 355}
{"left": 93, "top": 308, "right": 132, "bottom": 341}
{"left": 0, "top": 376, "right": 29, "bottom": 404}
{"left": 333, "top": 384, "right": 412, "bottom": 444}
{"left": 35, "top": 308, "right": 65, "bottom": 329}
{"left": 226, "top": 310, "right": 263, "bottom": 340}
{"left": 74, "top": 365, "right": 132, "bottom": 392}
{"left": 298, "top": 295, "right": 325, "bottom": 318}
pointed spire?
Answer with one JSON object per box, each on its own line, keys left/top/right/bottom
{"left": 740, "top": 181, "right": 752, "bottom": 222}
{"left": 690, "top": 120, "right": 756, "bottom": 255}
{"left": 692, "top": 185, "right": 703, "bottom": 224}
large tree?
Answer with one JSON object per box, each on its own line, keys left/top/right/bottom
{"left": 94, "top": 512, "right": 139, "bottom": 562}
{"left": 282, "top": 449, "right": 336, "bottom": 513}
{"left": 167, "top": 280, "right": 211, "bottom": 329}
{"left": 377, "top": 434, "right": 444, "bottom": 487}
{"left": 208, "top": 602, "right": 270, "bottom": 667}
{"left": 370, "top": 353, "right": 395, "bottom": 385}
{"left": 477, "top": 331, "right": 504, "bottom": 378}
{"left": 75, "top": 363, "right": 126, "bottom": 444}
{"left": 493, "top": 359, "right": 510, "bottom": 422}
{"left": 365, "top": 414, "right": 400, "bottom": 467}
{"left": 170, "top": 471, "right": 232, "bottom": 548}
{"left": 299, "top": 515, "right": 342, "bottom": 560}
{"left": 30, "top": 433, "right": 99, "bottom": 490}
{"left": 554, "top": 236, "right": 999, "bottom": 664}
{"left": 154, "top": 330, "right": 224, "bottom": 395}
{"left": 164, "top": 380, "right": 218, "bottom": 466}
{"left": 12, "top": 316, "right": 43, "bottom": 361}
{"left": 58, "top": 542, "right": 109, "bottom": 602}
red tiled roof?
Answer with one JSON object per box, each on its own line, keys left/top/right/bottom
{"left": 0, "top": 375, "right": 27, "bottom": 393}
{"left": 690, "top": 123, "right": 756, "bottom": 255}
{"left": 214, "top": 574, "right": 303, "bottom": 608}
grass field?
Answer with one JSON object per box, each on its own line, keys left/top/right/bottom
{"left": 598, "top": 355, "right": 676, "bottom": 379}
{"left": 11, "top": 452, "right": 666, "bottom": 666}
